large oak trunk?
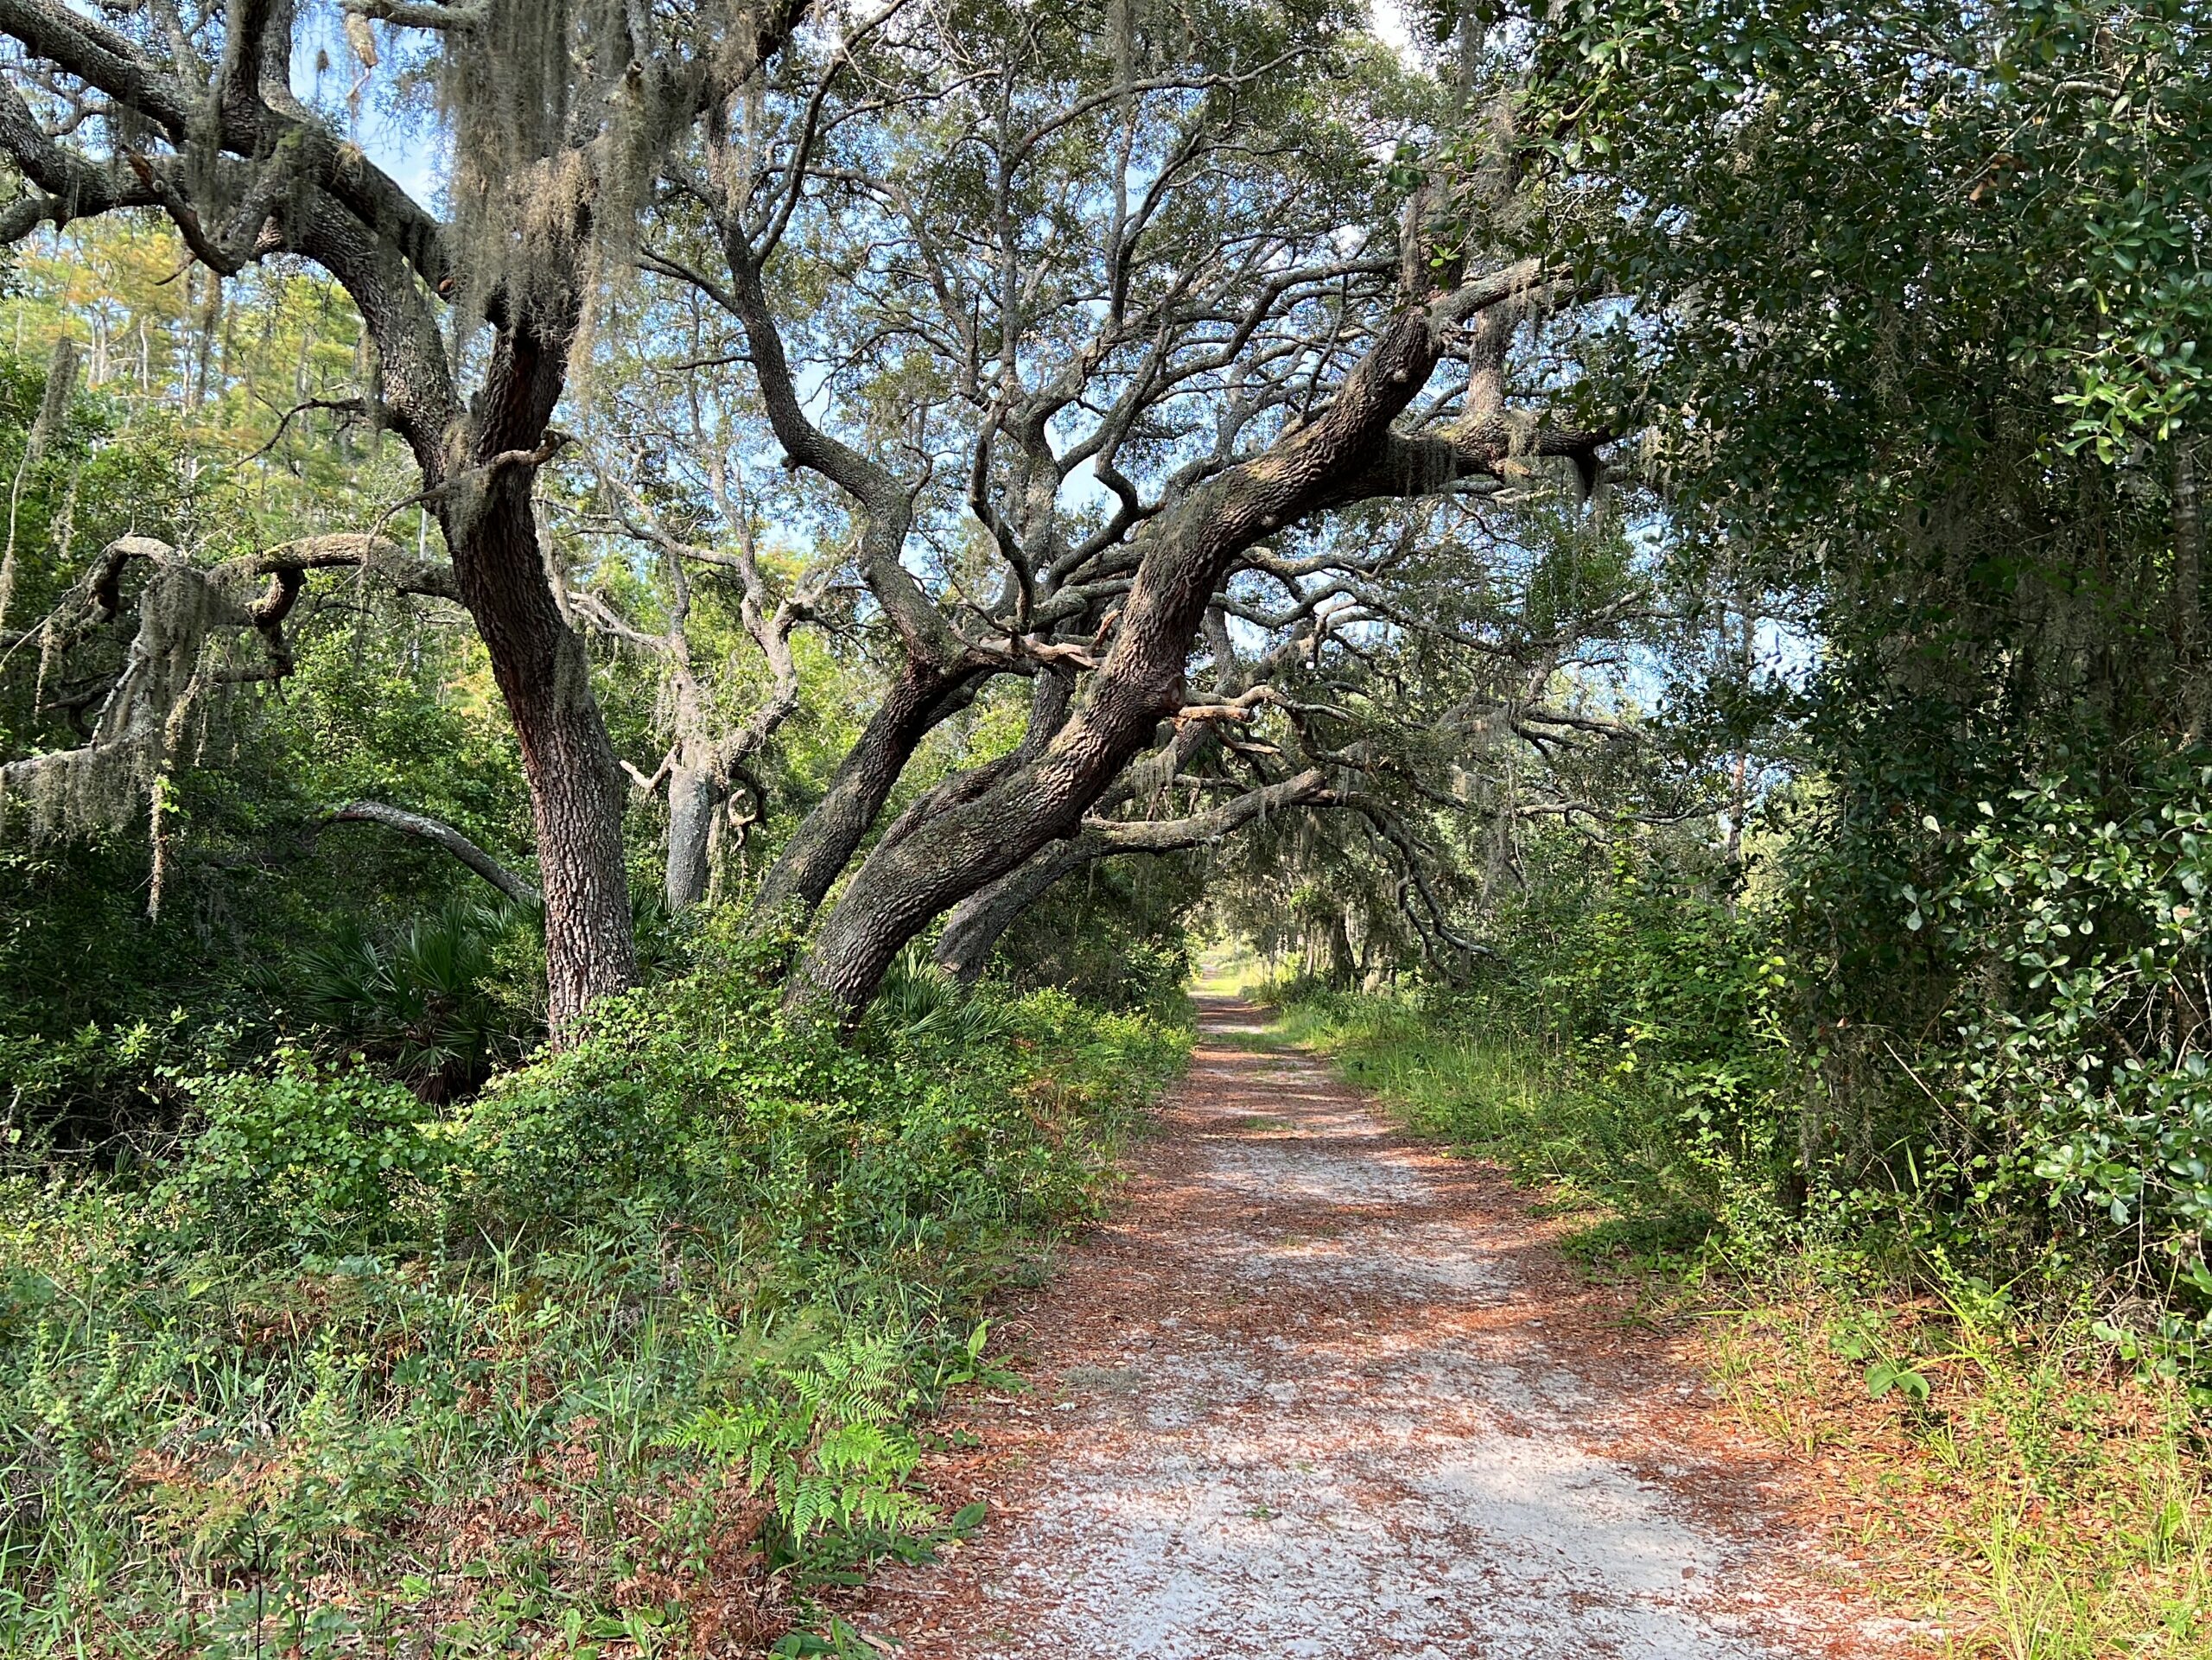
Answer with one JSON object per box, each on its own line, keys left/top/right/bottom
{"left": 513, "top": 640, "right": 637, "bottom": 1033}
{"left": 785, "top": 302, "right": 1464, "bottom": 1021}
{"left": 783, "top": 718, "right": 1142, "bottom": 1016}
{"left": 446, "top": 326, "right": 637, "bottom": 1036}
{"left": 452, "top": 492, "right": 637, "bottom": 1033}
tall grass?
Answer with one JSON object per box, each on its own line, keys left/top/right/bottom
{"left": 1268, "top": 991, "right": 1724, "bottom": 1256}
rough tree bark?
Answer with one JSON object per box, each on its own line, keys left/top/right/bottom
{"left": 933, "top": 839, "right": 1099, "bottom": 989}
{"left": 440, "top": 320, "right": 636, "bottom": 1031}
{"left": 933, "top": 766, "right": 1341, "bottom": 988}
{"left": 784, "top": 262, "right": 1599, "bottom": 1021}
{"left": 747, "top": 658, "right": 985, "bottom": 926}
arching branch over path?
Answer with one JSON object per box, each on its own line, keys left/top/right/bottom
{"left": 934, "top": 766, "right": 1349, "bottom": 987}
{"left": 790, "top": 256, "right": 1603, "bottom": 1020}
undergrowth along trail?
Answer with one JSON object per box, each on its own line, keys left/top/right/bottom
{"left": 1273, "top": 987, "right": 2212, "bottom": 1660}
{"left": 0, "top": 943, "right": 1189, "bottom": 1656}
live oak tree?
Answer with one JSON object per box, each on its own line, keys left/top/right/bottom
{"left": 0, "top": 0, "right": 1611, "bottom": 1028}
{"left": 0, "top": 0, "right": 808, "bottom": 1033}
{"left": 929, "top": 487, "right": 1661, "bottom": 987}
{"left": 563, "top": 448, "right": 823, "bottom": 911}
{"left": 632, "top": 0, "right": 1605, "bottom": 1018}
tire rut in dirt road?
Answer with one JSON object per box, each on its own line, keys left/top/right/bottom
{"left": 854, "top": 997, "right": 1893, "bottom": 1658}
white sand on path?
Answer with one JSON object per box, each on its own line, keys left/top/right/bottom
{"left": 855, "top": 998, "right": 1894, "bottom": 1659}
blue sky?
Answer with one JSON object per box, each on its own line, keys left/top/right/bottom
{"left": 287, "top": 4, "right": 443, "bottom": 207}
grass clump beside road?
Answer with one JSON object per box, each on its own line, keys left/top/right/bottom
{"left": 1268, "top": 984, "right": 2212, "bottom": 1660}
{"left": 1, "top": 935, "right": 1188, "bottom": 1657}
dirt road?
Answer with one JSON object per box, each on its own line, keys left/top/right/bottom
{"left": 856, "top": 998, "right": 1888, "bottom": 1657}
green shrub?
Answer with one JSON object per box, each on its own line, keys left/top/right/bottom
{"left": 1277, "top": 748, "right": 2212, "bottom": 1385}
{"left": 167, "top": 1051, "right": 445, "bottom": 1250}
{"left": 0, "top": 943, "right": 1189, "bottom": 1654}
{"left": 1272, "top": 844, "right": 1805, "bottom": 1254}
{"left": 0, "top": 1013, "right": 202, "bottom": 1154}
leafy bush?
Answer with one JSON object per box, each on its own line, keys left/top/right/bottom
{"left": 1274, "top": 842, "right": 1804, "bottom": 1255}
{"left": 168, "top": 1051, "right": 445, "bottom": 1250}
{"left": 1915, "top": 766, "right": 2212, "bottom": 1238}
{"left": 1277, "top": 747, "right": 2212, "bottom": 1387}
{"left": 0, "top": 931, "right": 1188, "bottom": 1653}
{"left": 1850, "top": 760, "right": 2212, "bottom": 1377}
{"left": 0, "top": 1011, "right": 203, "bottom": 1154}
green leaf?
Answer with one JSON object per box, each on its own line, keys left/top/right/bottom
{"left": 1866, "top": 1360, "right": 1931, "bottom": 1403}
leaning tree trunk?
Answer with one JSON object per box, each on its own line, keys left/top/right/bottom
{"left": 444, "top": 325, "right": 636, "bottom": 1035}
{"left": 783, "top": 666, "right": 1175, "bottom": 1018}
{"left": 746, "top": 658, "right": 980, "bottom": 930}
{"left": 934, "top": 836, "right": 1098, "bottom": 988}
{"left": 785, "top": 490, "right": 1258, "bottom": 1017}
{"left": 783, "top": 292, "right": 1510, "bottom": 1022}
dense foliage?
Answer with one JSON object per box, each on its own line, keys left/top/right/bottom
{"left": 3, "top": 924, "right": 1185, "bottom": 1652}
{"left": 1, "top": 0, "right": 2209, "bottom": 1646}
{"left": 1211, "top": 0, "right": 2206, "bottom": 1352}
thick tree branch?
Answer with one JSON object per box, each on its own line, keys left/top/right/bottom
{"left": 324, "top": 801, "right": 539, "bottom": 906}
{"left": 935, "top": 766, "right": 1346, "bottom": 985}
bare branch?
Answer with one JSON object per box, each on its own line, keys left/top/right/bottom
{"left": 325, "top": 801, "right": 539, "bottom": 905}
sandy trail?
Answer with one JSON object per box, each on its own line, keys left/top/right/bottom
{"left": 855, "top": 997, "right": 1887, "bottom": 1658}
